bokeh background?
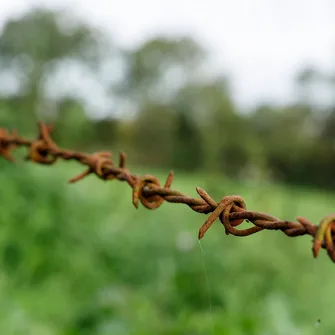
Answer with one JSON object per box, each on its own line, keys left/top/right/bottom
{"left": 1, "top": 1, "right": 335, "bottom": 334}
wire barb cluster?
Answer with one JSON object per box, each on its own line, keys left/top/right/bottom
{"left": 1, "top": 121, "right": 335, "bottom": 263}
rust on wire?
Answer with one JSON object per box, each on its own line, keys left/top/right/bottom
{"left": 1, "top": 121, "right": 335, "bottom": 263}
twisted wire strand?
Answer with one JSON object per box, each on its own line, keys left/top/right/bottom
{"left": 1, "top": 121, "right": 335, "bottom": 263}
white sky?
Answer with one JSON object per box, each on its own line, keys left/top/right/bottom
{"left": 0, "top": 0, "right": 334, "bottom": 111}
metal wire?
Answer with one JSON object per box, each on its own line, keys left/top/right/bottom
{"left": 1, "top": 121, "right": 335, "bottom": 263}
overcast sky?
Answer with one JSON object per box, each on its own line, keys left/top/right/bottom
{"left": 0, "top": 0, "right": 334, "bottom": 111}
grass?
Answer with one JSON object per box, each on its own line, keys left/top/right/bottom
{"left": 0, "top": 160, "right": 334, "bottom": 334}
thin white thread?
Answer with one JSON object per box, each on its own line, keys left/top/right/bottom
{"left": 198, "top": 240, "right": 214, "bottom": 334}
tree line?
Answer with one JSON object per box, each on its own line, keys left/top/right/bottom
{"left": 0, "top": 7, "right": 335, "bottom": 190}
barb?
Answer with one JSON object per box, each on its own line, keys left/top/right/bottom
{"left": 1, "top": 121, "right": 335, "bottom": 263}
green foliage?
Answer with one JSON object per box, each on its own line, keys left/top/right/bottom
{"left": 52, "top": 98, "right": 96, "bottom": 149}
{"left": 0, "top": 163, "right": 334, "bottom": 334}
{"left": 118, "top": 37, "right": 205, "bottom": 105}
{"left": 1, "top": 6, "right": 335, "bottom": 190}
{"left": 128, "top": 103, "right": 177, "bottom": 167}
{"left": 0, "top": 7, "right": 107, "bottom": 130}
{"left": 1, "top": 5, "right": 335, "bottom": 335}
{"left": 0, "top": 9, "right": 98, "bottom": 64}
{"left": 172, "top": 110, "right": 204, "bottom": 171}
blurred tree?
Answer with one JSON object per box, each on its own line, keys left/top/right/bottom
{"left": 249, "top": 104, "right": 322, "bottom": 185}
{"left": 52, "top": 97, "right": 95, "bottom": 148}
{"left": 128, "top": 103, "right": 177, "bottom": 167}
{"left": 2, "top": 7, "right": 335, "bottom": 190}
{"left": 116, "top": 36, "right": 206, "bottom": 108}
{"left": 0, "top": 8, "right": 107, "bottom": 130}
{"left": 174, "top": 77, "right": 250, "bottom": 177}
{"left": 294, "top": 65, "right": 334, "bottom": 111}
{"left": 172, "top": 105, "right": 203, "bottom": 171}
{"left": 320, "top": 107, "right": 335, "bottom": 142}
{"left": 295, "top": 66, "right": 319, "bottom": 105}
{"left": 115, "top": 36, "right": 213, "bottom": 171}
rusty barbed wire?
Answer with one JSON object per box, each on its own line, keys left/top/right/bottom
{"left": 1, "top": 121, "right": 335, "bottom": 263}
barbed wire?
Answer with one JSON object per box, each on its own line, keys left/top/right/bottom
{"left": 0, "top": 121, "right": 335, "bottom": 263}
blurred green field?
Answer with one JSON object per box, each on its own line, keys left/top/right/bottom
{"left": 0, "top": 161, "right": 334, "bottom": 335}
